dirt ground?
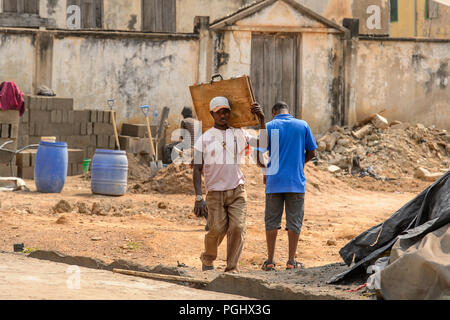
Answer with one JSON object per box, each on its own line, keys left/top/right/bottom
{"left": 0, "top": 161, "right": 432, "bottom": 299}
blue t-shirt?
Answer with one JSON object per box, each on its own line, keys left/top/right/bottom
{"left": 265, "top": 114, "right": 317, "bottom": 194}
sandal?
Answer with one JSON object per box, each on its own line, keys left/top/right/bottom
{"left": 286, "top": 260, "right": 305, "bottom": 270}
{"left": 261, "top": 260, "right": 276, "bottom": 271}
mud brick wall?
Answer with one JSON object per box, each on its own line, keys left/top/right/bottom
{"left": 11, "top": 95, "right": 116, "bottom": 179}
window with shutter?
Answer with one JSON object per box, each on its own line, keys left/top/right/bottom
{"left": 3, "top": 0, "right": 39, "bottom": 14}
{"left": 67, "top": 0, "right": 103, "bottom": 29}
{"left": 390, "top": 0, "right": 398, "bottom": 22}
{"left": 142, "top": 0, "right": 176, "bottom": 32}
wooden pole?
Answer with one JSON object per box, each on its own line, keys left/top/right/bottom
{"left": 112, "top": 268, "right": 210, "bottom": 286}
{"left": 145, "top": 115, "right": 156, "bottom": 160}
{"left": 110, "top": 110, "right": 121, "bottom": 150}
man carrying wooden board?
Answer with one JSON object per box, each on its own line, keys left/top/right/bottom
{"left": 193, "top": 96, "right": 265, "bottom": 272}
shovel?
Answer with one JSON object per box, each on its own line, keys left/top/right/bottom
{"left": 140, "top": 105, "right": 162, "bottom": 176}
{"left": 108, "top": 99, "right": 121, "bottom": 150}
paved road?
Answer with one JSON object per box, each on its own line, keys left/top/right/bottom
{"left": 0, "top": 252, "right": 250, "bottom": 300}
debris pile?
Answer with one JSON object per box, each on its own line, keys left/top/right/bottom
{"left": 130, "top": 163, "right": 199, "bottom": 195}
{"left": 314, "top": 116, "right": 449, "bottom": 182}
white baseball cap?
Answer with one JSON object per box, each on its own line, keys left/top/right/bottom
{"left": 210, "top": 96, "right": 231, "bottom": 113}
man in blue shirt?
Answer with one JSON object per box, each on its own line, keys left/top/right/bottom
{"left": 260, "top": 101, "right": 317, "bottom": 271}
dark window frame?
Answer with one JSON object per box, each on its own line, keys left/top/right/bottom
{"left": 2, "top": 0, "right": 40, "bottom": 14}
{"left": 390, "top": 0, "right": 398, "bottom": 22}
{"left": 141, "top": 0, "right": 176, "bottom": 33}
{"left": 66, "top": 0, "right": 104, "bottom": 29}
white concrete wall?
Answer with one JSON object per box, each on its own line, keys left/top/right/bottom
{"left": 355, "top": 39, "right": 450, "bottom": 129}
{"left": 51, "top": 35, "right": 199, "bottom": 130}
{"left": 301, "top": 32, "right": 344, "bottom": 135}
{"left": 0, "top": 33, "right": 36, "bottom": 94}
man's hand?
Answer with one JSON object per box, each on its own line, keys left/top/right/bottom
{"left": 194, "top": 199, "right": 208, "bottom": 217}
{"left": 251, "top": 102, "right": 265, "bottom": 122}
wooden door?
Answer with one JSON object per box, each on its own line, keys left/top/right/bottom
{"left": 250, "top": 33, "right": 300, "bottom": 118}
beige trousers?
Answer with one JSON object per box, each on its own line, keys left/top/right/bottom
{"left": 200, "top": 184, "right": 247, "bottom": 272}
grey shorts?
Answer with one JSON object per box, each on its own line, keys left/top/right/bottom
{"left": 265, "top": 193, "right": 305, "bottom": 235}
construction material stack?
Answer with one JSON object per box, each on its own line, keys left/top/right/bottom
{"left": 12, "top": 95, "right": 117, "bottom": 179}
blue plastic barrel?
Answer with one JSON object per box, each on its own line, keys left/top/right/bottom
{"left": 91, "top": 149, "right": 128, "bottom": 196}
{"left": 35, "top": 141, "right": 68, "bottom": 193}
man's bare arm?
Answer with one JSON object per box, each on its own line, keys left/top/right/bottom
{"left": 305, "top": 150, "right": 315, "bottom": 164}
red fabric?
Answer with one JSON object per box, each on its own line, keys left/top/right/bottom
{"left": 0, "top": 82, "right": 25, "bottom": 116}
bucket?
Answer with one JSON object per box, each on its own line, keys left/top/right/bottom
{"left": 34, "top": 141, "right": 68, "bottom": 193}
{"left": 91, "top": 149, "right": 128, "bottom": 196}
{"left": 83, "top": 158, "right": 91, "bottom": 173}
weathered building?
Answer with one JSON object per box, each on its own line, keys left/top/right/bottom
{"left": 390, "top": 0, "right": 450, "bottom": 38}
{"left": 0, "top": 0, "right": 448, "bottom": 140}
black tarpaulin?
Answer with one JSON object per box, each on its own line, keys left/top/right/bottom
{"left": 328, "top": 170, "right": 450, "bottom": 284}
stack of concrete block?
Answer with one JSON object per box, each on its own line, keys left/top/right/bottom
{"left": 15, "top": 148, "right": 84, "bottom": 180}
{"left": 14, "top": 95, "right": 117, "bottom": 179}
{"left": 0, "top": 110, "right": 19, "bottom": 176}
{"left": 119, "top": 123, "right": 157, "bottom": 156}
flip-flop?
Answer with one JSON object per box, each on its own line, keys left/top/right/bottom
{"left": 261, "top": 260, "right": 276, "bottom": 271}
{"left": 286, "top": 260, "right": 305, "bottom": 270}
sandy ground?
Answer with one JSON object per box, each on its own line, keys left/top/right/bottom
{"left": 0, "top": 164, "right": 421, "bottom": 276}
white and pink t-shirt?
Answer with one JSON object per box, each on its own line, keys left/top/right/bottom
{"left": 194, "top": 127, "right": 256, "bottom": 192}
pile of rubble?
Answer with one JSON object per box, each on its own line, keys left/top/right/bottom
{"left": 314, "top": 114, "right": 449, "bottom": 182}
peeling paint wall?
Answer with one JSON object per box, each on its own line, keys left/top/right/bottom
{"left": 176, "top": 0, "right": 252, "bottom": 33}
{"left": 301, "top": 32, "right": 344, "bottom": 135}
{"left": 103, "top": 0, "right": 141, "bottom": 31}
{"left": 215, "top": 31, "right": 251, "bottom": 78}
{"left": 0, "top": 33, "right": 36, "bottom": 94}
{"left": 50, "top": 34, "right": 199, "bottom": 135}
{"left": 41, "top": 0, "right": 68, "bottom": 29}
{"left": 355, "top": 40, "right": 450, "bottom": 129}
{"left": 390, "top": 0, "right": 450, "bottom": 38}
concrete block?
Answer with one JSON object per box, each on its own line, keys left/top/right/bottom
{"left": 93, "top": 123, "right": 114, "bottom": 135}
{"left": 30, "top": 110, "right": 51, "bottom": 123}
{"left": 96, "top": 135, "right": 109, "bottom": 148}
{"left": 108, "top": 135, "right": 116, "bottom": 149}
{"left": 103, "top": 112, "right": 110, "bottom": 124}
{"left": 28, "top": 136, "right": 41, "bottom": 144}
{"left": 73, "top": 110, "right": 91, "bottom": 123}
{"left": 0, "top": 110, "right": 20, "bottom": 123}
{"left": 40, "top": 97, "right": 49, "bottom": 111}
{"left": 18, "top": 166, "right": 34, "bottom": 180}
{"left": 62, "top": 110, "right": 69, "bottom": 123}
{"left": 0, "top": 150, "right": 12, "bottom": 164}
{"left": 68, "top": 149, "right": 84, "bottom": 164}
{"left": 72, "top": 123, "right": 81, "bottom": 135}
{"left": 80, "top": 122, "right": 87, "bottom": 135}
{"left": 16, "top": 152, "right": 31, "bottom": 167}
{"left": 21, "top": 107, "right": 29, "bottom": 124}
{"left": 121, "top": 123, "right": 148, "bottom": 138}
{"left": 90, "top": 110, "right": 97, "bottom": 123}
{"left": 90, "top": 135, "right": 97, "bottom": 146}
{"left": 118, "top": 135, "right": 152, "bottom": 155}
{"left": 0, "top": 164, "right": 17, "bottom": 177}
{"left": 28, "top": 96, "right": 41, "bottom": 110}
{"left": 29, "top": 150, "right": 37, "bottom": 167}
{"left": 1, "top": 124, "right": 9, "bottom": 138}
{"left": 87, "top": 123, "right": 93, "bottom": 135}
{"left": 50, "top": 98, "right": 73, "bottom": 111}
{"left": 10, "top": 124, "right": 19, "bottom": 139}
